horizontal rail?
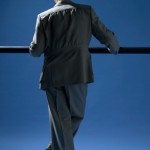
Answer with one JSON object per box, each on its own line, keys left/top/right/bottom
{"left": 0, "top": 46, "right": 150, "bottom": 54}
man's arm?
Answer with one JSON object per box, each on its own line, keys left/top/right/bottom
{"left": 29, "top": 15, "right": 46, "bottom": 57}
{"left": 91, "top": 7, "right": 120, "bottom": 54}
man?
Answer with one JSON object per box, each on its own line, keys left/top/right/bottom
{"left": 29, "top": 0, "right": 120, "bottom": 150}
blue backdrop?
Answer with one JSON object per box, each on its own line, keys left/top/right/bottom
{"left": 0, "top": 0, "right": 150, "bottom": 150}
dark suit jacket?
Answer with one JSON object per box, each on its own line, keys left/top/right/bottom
{"left": 29, "top": 0, "right": 120, "bottom": 90}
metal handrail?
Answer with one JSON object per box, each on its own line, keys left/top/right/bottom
{"left": 0, "top": 46, "right": 150, "bottom": 54}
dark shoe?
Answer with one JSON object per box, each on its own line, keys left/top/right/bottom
{"left": 45, "top": 143, "right": 52, "bottom": 150}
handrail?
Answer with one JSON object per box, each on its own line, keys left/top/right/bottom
{"left": 0, "top": 46, "right": 150, "bottom": 54}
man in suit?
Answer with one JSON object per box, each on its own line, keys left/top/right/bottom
{"left": 29, "top": 0, "right": 120, "bottom": 150}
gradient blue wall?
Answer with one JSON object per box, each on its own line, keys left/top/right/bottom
{"left": 0, "top": 0, "right": 150, "bottom": 150}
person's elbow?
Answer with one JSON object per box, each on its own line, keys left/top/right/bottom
{"left": 29, "top": 44, "right": 43, "bottom": 57}
{"left": 107, "top": 43, "right": 120, "bottom": 55}
{"left": 106, "top": 35, "right": 120, "bottom": 55}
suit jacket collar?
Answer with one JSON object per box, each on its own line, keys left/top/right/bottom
{"left": 54, "top": 0, "right": 75, "bottom": 7}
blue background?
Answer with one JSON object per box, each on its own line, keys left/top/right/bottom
{"left": 0, "top": 0, "right": 150, "bottom": 150}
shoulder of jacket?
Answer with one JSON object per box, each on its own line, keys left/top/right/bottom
{"left": 75, "top": 3, "right": 91, "bottom": 9}
{"left": 38, "top": 5, "right": 78, "bottom": 19}
{"left": 38, "top": 8, "right": 54, "bottom": 19}
{"left": 38, "top": 3, "right": 92, "bottom": 19}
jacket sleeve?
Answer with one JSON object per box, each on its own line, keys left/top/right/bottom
{"left": 91, "top": 7, "right": 120, "bottom": 54}
{"left": 29, "top": 15, "right": 46, "bottom": 57}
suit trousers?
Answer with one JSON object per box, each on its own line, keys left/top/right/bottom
{"left": 45, "top": 83, "right": 88, "bottom": 150}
